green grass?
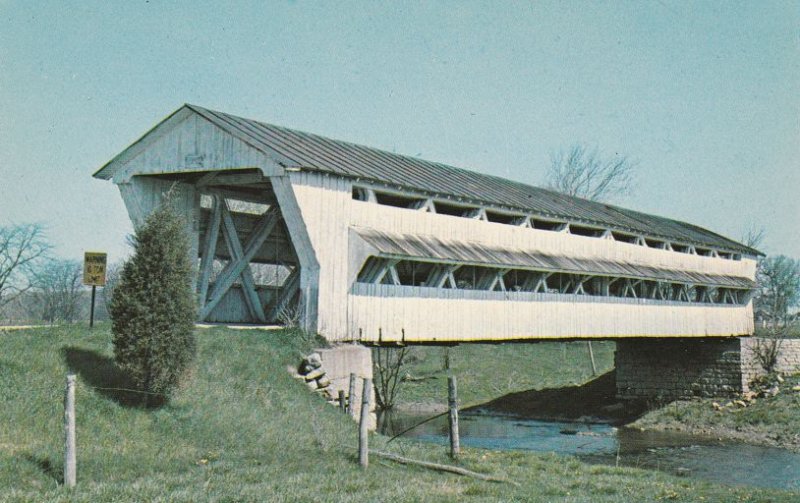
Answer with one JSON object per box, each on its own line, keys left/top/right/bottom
{"left": 396, "top": 340, "right": 616, "bottom": 408}
{"left": 1, "top": 325, "right": 796, "bottom": 502}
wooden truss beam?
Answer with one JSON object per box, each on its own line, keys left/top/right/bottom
{"left": 573, "top": 275, "right": 591, "bottom": 295}
{"left": 204, "top": 187, "right": 276, "bottom": 205}
{"left": 388, "top": 263, "right": 402, "bottom": 285}
{"left": 513, "top": 216, "right": 531, "bottom": 228}
{"left": 476, "top": 268, "right": 510, "bottom": 291}
{"left": 373, "top": 259, "right": 401, "bottom": 285}
{"left": 195, "top": 172, "right": 218, "bottom": 187}
{"left": 199, "top": 203, "right": 279, "bottom": 321}
{"left": 519, "top": 271, "right": 551, "bottom": 293}
{"left": 267, "top": 267, "right": 301, "bottom": 321}
{"left": 411, "top": 198, "right": 435, "bottom": 212}
{"left": 219, "top": 203, "right": 267, "bottom": 321}
{"left": 425, "top": 264, "right": 459, "bottom": 288}
{"left": 464, "top": 207, "right": 487, "bottom": 221}
{"left": 196, "top": 194, "right": 222, "bottom": 307}
{"left": 207, "top": 172, "right": 265, "bottom": 186}
{"left": 359, "top": 259, "right": 385, "bottom": 284}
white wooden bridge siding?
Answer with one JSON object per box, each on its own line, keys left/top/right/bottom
{"left": 118, "top": 176, "right": 200, "bottom": 272}
{"left": 289, "top": 172, "right": 352, "bottom": 338}
{"left": 289, "top": 171, "right": 755, "bottom": 343}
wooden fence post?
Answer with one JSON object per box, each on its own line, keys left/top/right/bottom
{"left": 587, "top": 341, "right": 597, "bottom": 375}
{"left": 448, "top": 376, "right": 460, "bottom": 458}
{"left": 347, "top": 373, "right": 357, "bottom": 416}
{"left": 358, "top": 378, "right": 371, "bottom": 469}
{"left": 338, "top": 390, "right": 346, "bottom": 413}
{"left": 64, "top": 374, "right": 76, "bottom": 488}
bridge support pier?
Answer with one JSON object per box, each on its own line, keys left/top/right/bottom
{"left": 316, "top": 344, "right": 376, "bottom": 429}
{"left": 616, "top": 337, "right": 800, "bottom": 400}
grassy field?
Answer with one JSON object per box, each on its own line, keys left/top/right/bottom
{"left": 1, "top": 325, "right": 797, "bottom": 502}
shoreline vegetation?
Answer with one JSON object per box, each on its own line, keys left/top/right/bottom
{"left": 631, "top": 373, "right": 800, "bottom": 453}
{"left": 1, "top": 325, "right": 797, "bottom": 501}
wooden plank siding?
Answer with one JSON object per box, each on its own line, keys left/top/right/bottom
{"left": 117, "top": 176, "right": 200, "bottom": 281}
{"left": 288, "top": 171, "right": 755, "bottom": 342}
{"left": 288, "top": 172, "right": 351, "bottom": 337}
{"left": 347, "top": 284, "right": 752, "bottom": 343}
{"left": 110, "top": 112, "right": 283, "bottom": 184}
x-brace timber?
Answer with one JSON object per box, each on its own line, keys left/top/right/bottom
{"left": 198, "top": 200, "right": 280, "bottom": 321}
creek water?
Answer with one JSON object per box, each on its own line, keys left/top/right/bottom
{"left": 379, "top": 410, "right": 800, "bottom": 490}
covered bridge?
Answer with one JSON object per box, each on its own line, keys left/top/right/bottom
{"left": 94, "top": 104, "right": 759, "bottom": 347}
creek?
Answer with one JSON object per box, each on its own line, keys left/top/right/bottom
{"left": 379, "top": 410, "right": 800, "bottom": 490}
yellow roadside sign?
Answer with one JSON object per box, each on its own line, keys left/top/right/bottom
{"left": 83, "top": 252, "right": 107, "bottom": 286}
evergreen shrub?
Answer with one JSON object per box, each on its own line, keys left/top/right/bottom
{"left": 110, "top": 202, "right": 197, "bottom": 405}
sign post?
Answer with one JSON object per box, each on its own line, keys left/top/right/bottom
{"left": 83, "top": 252, "right": 107, "bottom": 328}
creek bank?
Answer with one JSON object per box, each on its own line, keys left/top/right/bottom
{"left": 631, "top": 414, "right": 800, "bottom": 453}
{"left": 633, "top": 372, "right": 800, "bottom": 453}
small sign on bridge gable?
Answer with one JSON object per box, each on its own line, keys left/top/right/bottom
{"left": 83, "top": 252, "right": 107, "bottom": 286}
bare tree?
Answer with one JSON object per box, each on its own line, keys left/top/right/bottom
{"left": 545, "top": 144, "right": 636, "bottom": 202}
{"left": 0, "top": 223, "right": 51, "bottom": 309}
{"left": 757, "top": 256, "right": 800, "bottom": 331}
{"left": 545, "top": 146, "right": 636, "bottom": 366}
{"left": 372, "top": 347, "right": 409, "bottom": 411}
{"left": 30, "top": 259, "right": 85, "bottom": 324}
{"left": 753, "top": 255, "right": 800, "bottom": 371}
{"left": 741, "top": 224, "right": 766, "bottom": 250}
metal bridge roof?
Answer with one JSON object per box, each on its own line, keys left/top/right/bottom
{"left": 95, "top": 104, "right": 759, "bottom": 256}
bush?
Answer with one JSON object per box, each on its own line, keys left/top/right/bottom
{"left": 110, "top": 202, "right": 197, "bottom": 405}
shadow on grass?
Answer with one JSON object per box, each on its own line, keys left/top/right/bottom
{"left": 22, "top": 454, "right": 61, "bottom": 485}
{"left": 467, "top": 371, "right": 651, "bottom": 425}
{"left": 62, "top": 347, "right": 164, "bottom": 408}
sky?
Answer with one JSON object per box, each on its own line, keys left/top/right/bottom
{"left": 1, "top": 1, "right": 798, "bottom": 263}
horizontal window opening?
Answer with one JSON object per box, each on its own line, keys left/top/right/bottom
{"left": 433, "top": 200, "right": 479, "bottom": 217}
{"left": 352, "top": 187, "right": 370, "bottom": 201}
{"left": 395, "top": 260, "right": 437, "bottom": 287}
{"left": 612, "top": 232, "right": 639, "bottom": 244}
{"left": 355, "top": 256, "right": 751, "bottom": 306}
{"left": 569, "top": 225, "right": 606, "bottom": 237}
{"left": 671, "top": 243, "right": 691, "bottom": 254}
{"left": 374, "top": 191, "right": 426, "bottom": 209}
{"left": 531, "top": 218, "right": 568, "bottom": 231}
{"left": 485, "top": 211, "right": 523, "bottom": 225}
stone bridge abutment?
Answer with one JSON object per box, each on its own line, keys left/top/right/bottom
{"left": 615, "top": 337, "right": 800, "bottom": 400}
